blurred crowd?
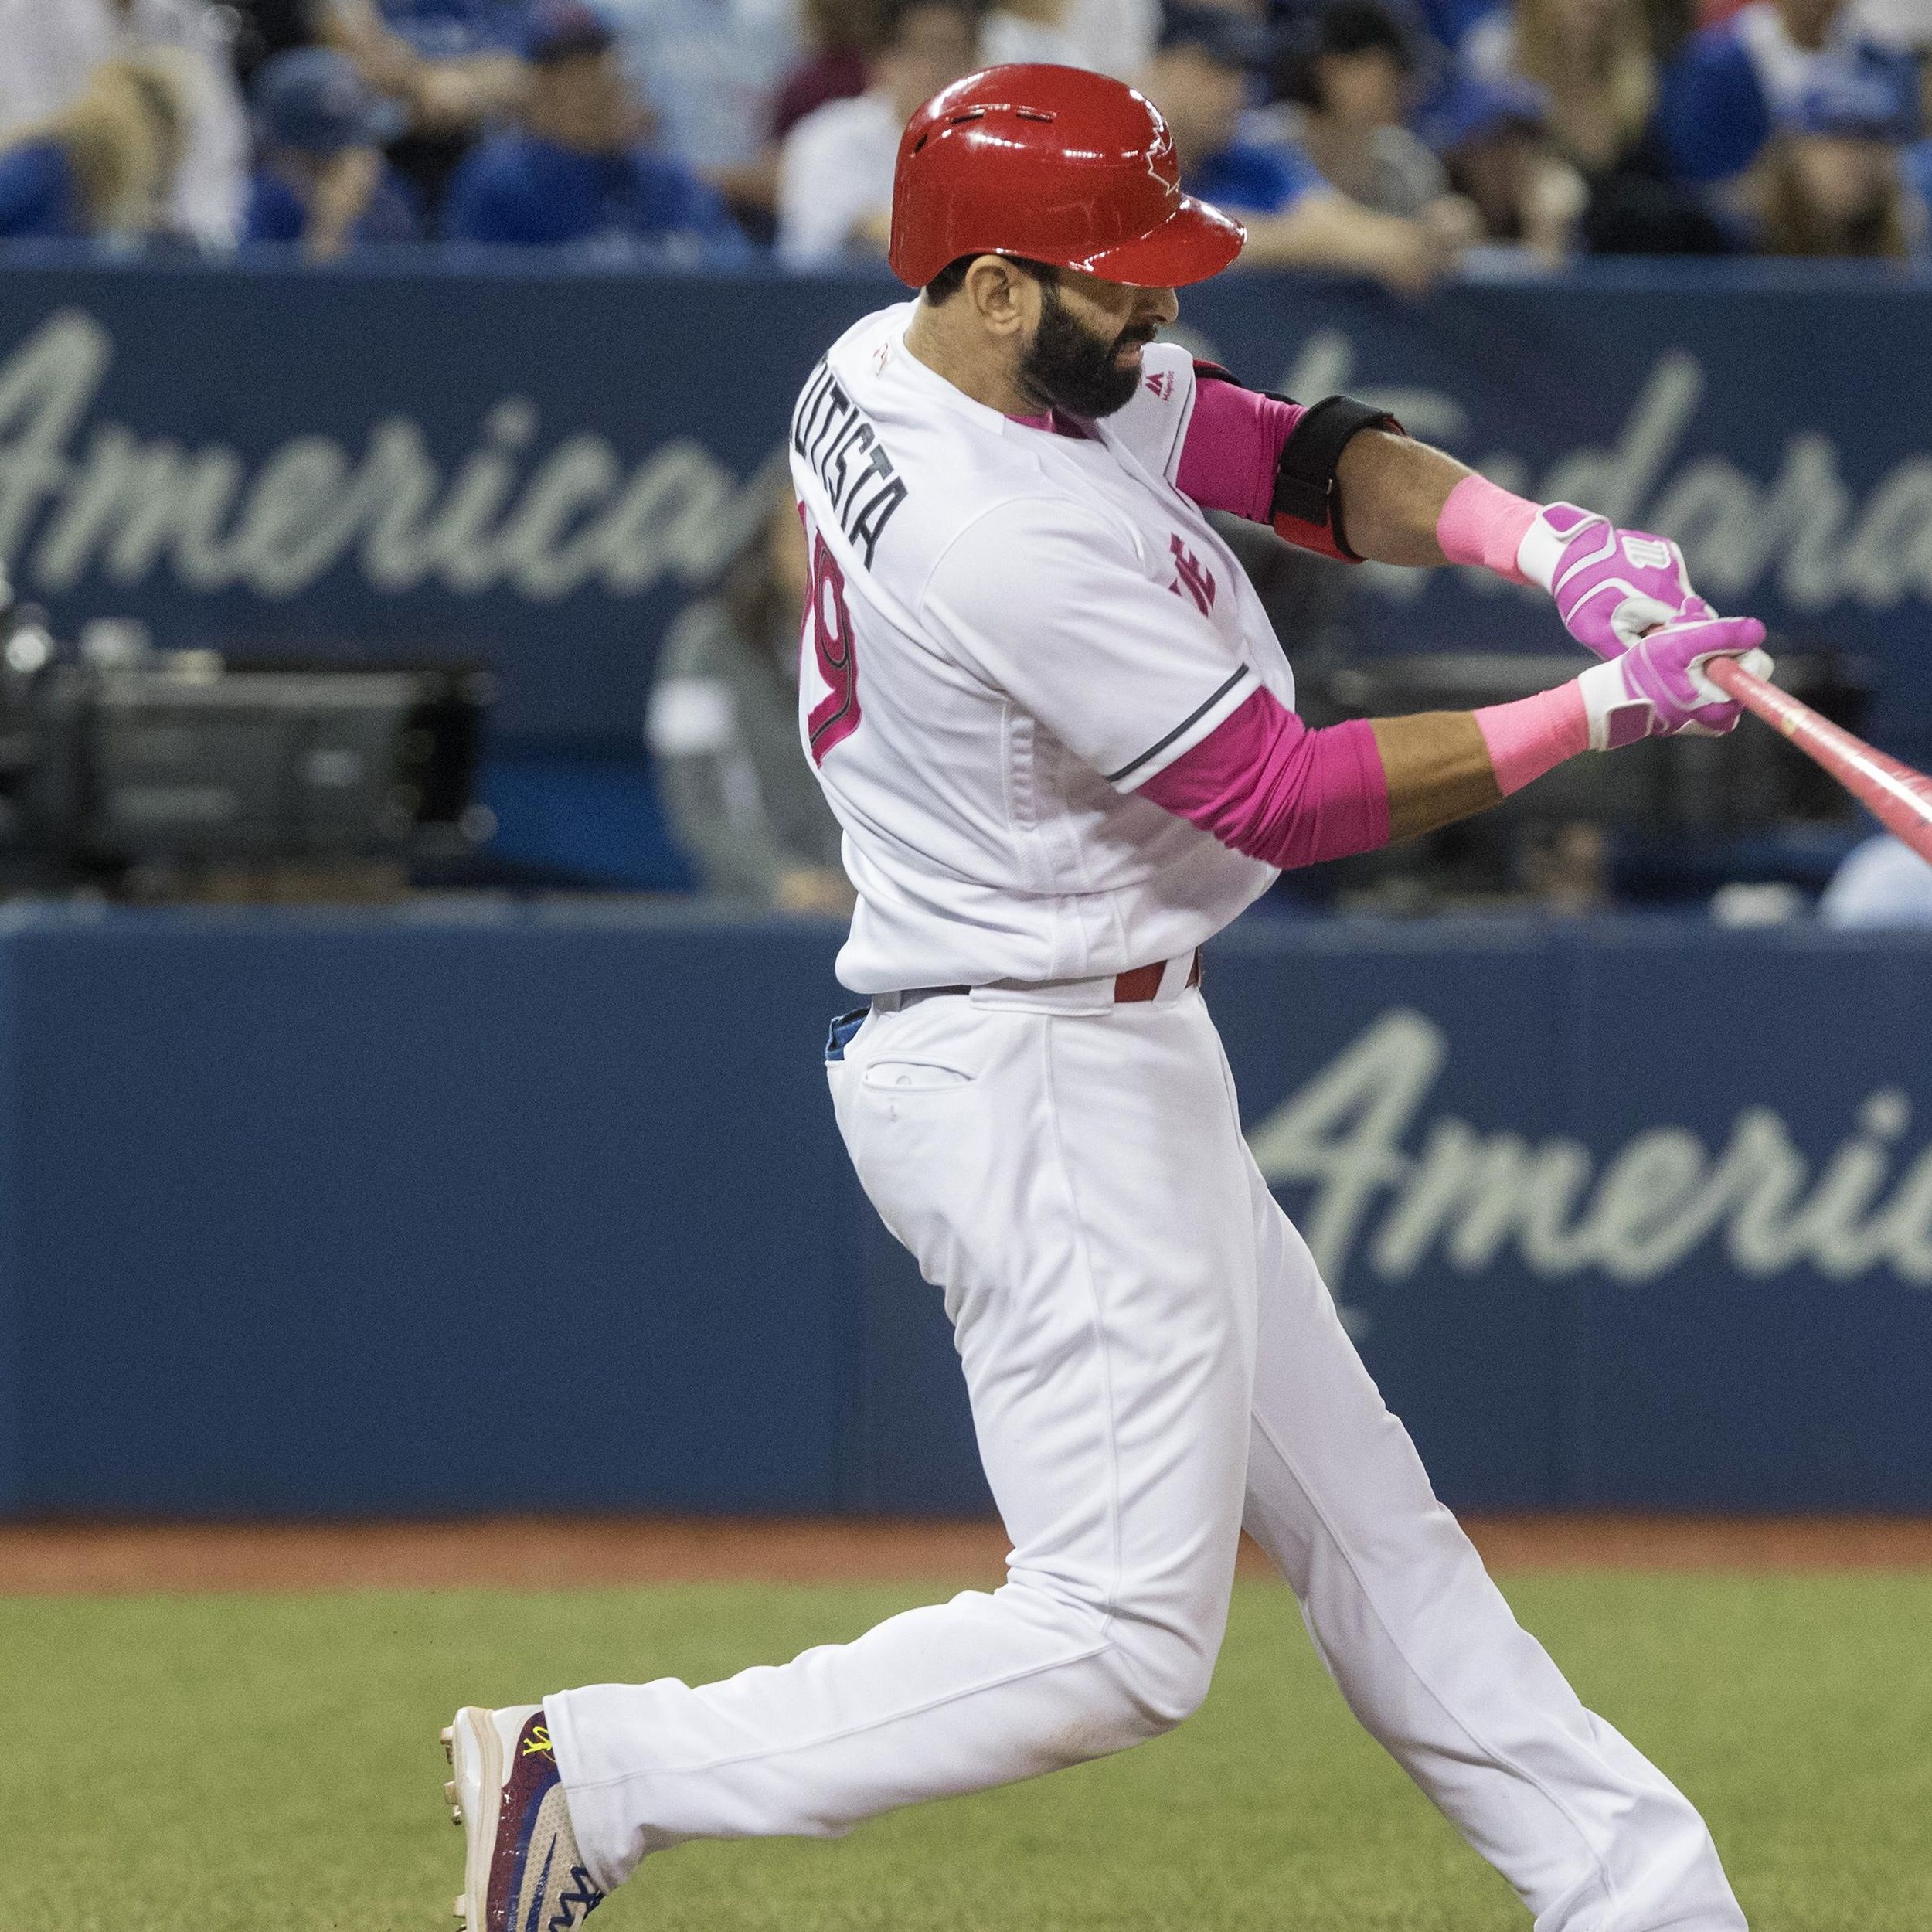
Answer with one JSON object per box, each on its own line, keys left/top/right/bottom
{"left": 0, "top": 0, "right": 1923, "bottom": 269}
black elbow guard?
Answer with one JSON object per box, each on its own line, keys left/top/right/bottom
{"left": 1270, "top": 395, "right": 1403, "bottom": 563}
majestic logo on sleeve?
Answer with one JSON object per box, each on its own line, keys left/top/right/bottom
{"left": 1168, "top": 535, "right": 1216, "bottom": 616}
{"left": 1145, "top": 370, "right": 1175, "bottom": 402}
{"left": 791, "top": 359, "right": 908, "bottom": 569}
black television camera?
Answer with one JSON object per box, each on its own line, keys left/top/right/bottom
{"left": 0, "top": 587, "right": 494, "bottom": 893}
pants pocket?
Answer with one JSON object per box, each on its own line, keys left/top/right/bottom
{"left": 862, "top": 1060, "right": 975, "bottom": 1091}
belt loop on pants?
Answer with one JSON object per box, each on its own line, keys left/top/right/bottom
{"left": 1111, "top": 949, "right": 1204, "bottom": 1004}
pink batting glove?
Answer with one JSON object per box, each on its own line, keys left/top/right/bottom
{"left": 1522, "top": 504, "right": 1711, "bottom": 660}
{"left": 1576, "top": 615, "right": 1772, "bottom": 748}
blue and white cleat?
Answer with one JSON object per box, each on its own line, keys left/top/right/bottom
{"left": 442, "top": 1705, "right": 605, "bottom": 1931}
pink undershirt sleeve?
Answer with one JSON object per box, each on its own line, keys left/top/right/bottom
{"left": 1141, "top": 680, "right": 1591, "bottom": 862}
{"left": 1436, "top": 473, "right": 1539, "bottom": 584}
{"left": 1138, "top": 687, "right": 1391, "bottom": 869}
{"left": 1473, "top": 682, "right": 1590, "bottom": 795}
{"left": 1116, "top": 391, "right": 1583, "bottom": 856}
{"left": 1174, "top": 379, "right": 1304, "bottom": 523}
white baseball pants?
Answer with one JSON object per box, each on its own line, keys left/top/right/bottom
{"left": 549, "top": 977, "right": 1745, "bottom": 1931}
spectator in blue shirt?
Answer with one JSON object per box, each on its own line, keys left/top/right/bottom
{"left": 0, "top": 53, "right": 187, "bottom": 243}
{"left": 321, "top": 0, "right": 532, "bottom": 136}
{"left": 0, "top": 136, "right": 86, "bottom": 242}
{"left": 1658, "top": 0, "right": 1918, "bottom": 185}
{"left": 1906, "top": 137, "right": 1932, "bottom": 253}
{"left": 1416, "top": 72, "right": 1588, "bottom": 256}
{"left": 243, "top": 49, "right": 423, "bottom": 256}
{"left": 1138, "top": 8, "right": 1464, "bottom": 291}
{"left": 441, "top": 0, "right": 747, "bottom": 257}
{"left": 1454, "top": 0, "right": 1733, "bottom": 255}
{"left": 597, "top": 0, "right": 799, "bottom": 178}
{"left": 1261, "top": 2, "right": 1468, "bottom": 220}
{"left": 367, "top": 0, "right": 532, "bottom": 60}
{"left": 1757, "top": 59, "right": 1920, "bottom": 254}
{"left": 1412, "top": 0, "right": 1507, "bottom": 52}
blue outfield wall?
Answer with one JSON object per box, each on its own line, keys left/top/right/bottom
{"left": 0, "top": 903, "right": 1928, "bottom": 1520}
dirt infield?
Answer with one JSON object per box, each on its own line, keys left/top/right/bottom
{"left": 2, "top": 1514, "right": 1930, "bottom": 1596}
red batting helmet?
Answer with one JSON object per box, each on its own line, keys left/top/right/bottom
{"left": 889, "top": 64, "right": 1247, "bottom": 291}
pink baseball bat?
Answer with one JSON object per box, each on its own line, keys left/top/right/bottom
{"left": 1705, "top": 656, "right": 1932, "bottom": 866}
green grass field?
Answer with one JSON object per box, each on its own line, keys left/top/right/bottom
{"left": 10, "top": 1571, "right": 1930, "bottom": 1930}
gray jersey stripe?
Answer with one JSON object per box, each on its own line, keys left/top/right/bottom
{"left": 1104, "top": 668, "right": 1253, "bottom": 786}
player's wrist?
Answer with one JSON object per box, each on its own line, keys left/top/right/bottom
{"left": 1434, "top": 473, "right": 1540, "bottom": 586}
{"left": 1576, "top": 657, "right": 1651, "bottom": 752}
{"left": 1471, "top": 681, "right": 1590, "bottom": 795}
{"left": 1515, "top": 502, "right": 1614, "bottom": 595}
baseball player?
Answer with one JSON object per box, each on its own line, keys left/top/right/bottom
{"left": 444, "top": 65, "right": 1767, "bottom": 1932}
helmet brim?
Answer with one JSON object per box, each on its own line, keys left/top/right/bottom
{"left": 1071, "top": 194, "right": 1247, "bottom": 289}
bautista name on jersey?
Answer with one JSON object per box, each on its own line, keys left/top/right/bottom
{"left": 789, "top": 303, "right": 1295, "bottom": 996}
{"left": 792, "top": 359, "right": 910, "bottom": 570}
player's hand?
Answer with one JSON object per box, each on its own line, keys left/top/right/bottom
{"left": 1366, "top": 216, "right": 1458, "bottom": 298}
{"left": 1577, "top": 615, "right": 1770, "bottom": 747}
{"left": 306, "top": 146, "right": 383, "bottom": 260}
{"left": 777, "top": 866, "right": 855, "bottom": 917}
{"left": 1522, "top": 504, "right": 1711, "bottom": 659}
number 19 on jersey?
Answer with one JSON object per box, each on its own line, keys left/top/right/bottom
{"left": 801, "top": 509, "right": 862, "bottom": 766}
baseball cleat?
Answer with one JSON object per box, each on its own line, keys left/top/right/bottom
{"left": 443, "top": 1704, "right": 604, "bottom": 1932}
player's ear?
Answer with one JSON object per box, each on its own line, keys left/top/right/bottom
{"left": 964, "top": 254, "right": 1032, "bottom": 339}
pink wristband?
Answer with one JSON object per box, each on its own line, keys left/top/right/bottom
{"left": 1474, "top": 682, "right": 1590, "bottom": 797}
{"left": 1437, "top": 474, "right": 1540, "bottom": 585}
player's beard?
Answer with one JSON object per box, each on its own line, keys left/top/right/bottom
{"left": 1016, "top": 282, "right": 1157, "bottom": 422}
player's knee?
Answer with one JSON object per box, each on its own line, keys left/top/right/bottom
{"left": 1106, "top": 1625, "right": 1218, "bottom": 1737}
{"left": 1003, "top": 1577, "right": 1222, "bottom": 1750}
{"left": 1045, "top": 1644, "right": 1210, "bottom": 1766}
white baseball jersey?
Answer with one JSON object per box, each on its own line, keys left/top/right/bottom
{"left": 789, "top": 302, "right": 1295, "bottom": 995}
{"left": 560, "top": 326, "right": 1744, "bottom": 1932}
